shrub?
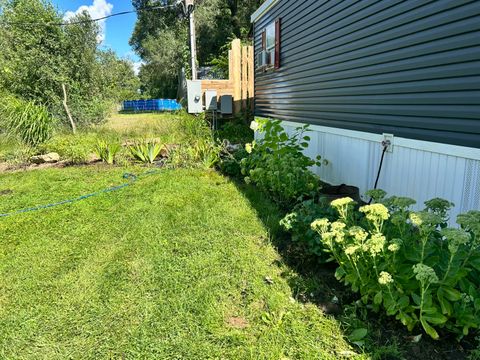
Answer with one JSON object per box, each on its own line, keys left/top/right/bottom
{"left": 215, "top": 119, "right": 254, "bottom": 144}
{"left": 0, "top": 95, "right": 55, "bottom": 146}
{"left": 129, "top": 140, "right": 163, "bottom": 164}
{"left": 311, "top": 193, "right": 480, "bottom": 340}
{"left": 280, "top": 199, "right": 336, "bottom": 262}
{"left": 94, "top": 139, "right": 121, "bottom": 165}
{"left": 219, "top": 148, "right": 248, "bottom": 177}
{"left": 38, "top": 132, "right": 95, "bottom": 164}
{"left": 240, "top": 119, "right": 321, "bottom": 207}
{"left": 168, "top": 138, "right": 223, "bottom": 169}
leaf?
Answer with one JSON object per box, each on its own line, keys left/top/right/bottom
{"left": 475, "top": 299, "right": 480, "bottom": 312}
{"left": 334, "top": 266, "right": 346, "bottom": 280}
{"left": 441, "top": 287, "right": 462, "bottom": 302}
{"left": 438, "top": 295, "right": 452, "bottom": 316}
{"left": 420, "top": 318, "right": 439, "bottom": 340}
{"left": 423, "top": 312, "right": 448, "bottom": 325}
{"left": 348, "top": 328, "right": 368, "bottom": 342}
{"left": 412, "top": 293, "right": 422, "bottom": 306}
{"left": 397, "top": 296, "right": 410, "bottom": 309}
{"left": 373, "top": 291, "right": 383, "bottom": 306}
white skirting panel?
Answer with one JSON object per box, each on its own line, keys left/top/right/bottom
{"left": 266, "top": 120, "right": 480, "bottom": 222}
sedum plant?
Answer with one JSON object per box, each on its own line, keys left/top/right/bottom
{"left": 311, "top": 193, "right": 480, "bottom": 340}
{"left": 240, "top": 119, "right": 322, "bottom": 208}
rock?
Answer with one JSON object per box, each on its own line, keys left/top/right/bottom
{"left": 160, "top": 144, "right": 179, "bottom": 158}
{"left": 86, "top": 153, "right": 102, "bottom": 164}
{"left": 30, "top": 152, "right": 60, "bottom": 164}
{"left": 319, "top": 302, "right": 342, "bottom": 315}
{"left": 226, "top": 143, "right": 243, "bottom": 152}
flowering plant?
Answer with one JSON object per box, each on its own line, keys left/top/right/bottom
{"left": 311, "top": 192, "right": 480, "bottom": 340}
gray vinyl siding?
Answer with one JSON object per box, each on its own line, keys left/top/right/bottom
{"left": 253, "top": 0, "right": 480, "bottom": 148}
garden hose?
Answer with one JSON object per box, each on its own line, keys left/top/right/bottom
{"left": 0, "top": 169, "right": 161, "bottom": 218}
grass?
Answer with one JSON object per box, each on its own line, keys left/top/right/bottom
{"left": 1, "top": 112, "right": 193, "bottom": 165}
{"left": 104, "top": 112, "right": 186, "bottom": 142}
{"left": 0, "top": 166, "right": 359, "bottom": 359}
{"left": 0, "top": 112, "right": 362, "bottom": 359}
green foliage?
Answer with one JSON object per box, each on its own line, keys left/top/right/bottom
{"left": 215, "top": 118, "right": 254, "bottom": 144}
{"left": 0, "top": 135, "right": 34, "bottom": 164}
{"left": 163, "top": 114, "right": 224, "bottom": 169}
{"left": 129, "top": 140, "right": 163, "bottom": 164}
{"left": 0, "top": 1, "right": 139, "bottom": 126}
{"left": 168, "top": 138, "right": 223, "bottom": 169}
{"left": 38, "top": 131, "right": 107, "bottom": 164}
{"left": 240, "top": 119, "right": 321, "bottom": 207}
{"left": 218, "top": 148, "right": 248, "bottom": 177}
{"left": 311, "top": 194, "right": 480, "bottom": 340}
{"left": 280, "top": 199, "right": 336, "bottom": 261}
{"left": 0, "top": 94, "right": 55, "bottom": 146}
{"left": 130, "top": 0, "right": 263, "bottom": 96}
{"left": 94, "top": 139, "right": 121, "bottom": 165}
{"left": 0, "top": 166, "right": 358, "bottom": 358}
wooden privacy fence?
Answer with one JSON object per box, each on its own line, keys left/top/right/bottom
{"left": 201, "top": 39, "right": 254, "bottom": 114}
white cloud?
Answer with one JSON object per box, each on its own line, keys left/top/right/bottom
{"left": 64, "top": 0, "right": 114, "bottom": 43}
{"left": 132, "top": 61, "right": 143, "bottom": 76}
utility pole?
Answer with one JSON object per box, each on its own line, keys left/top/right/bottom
{"left": 185, "top": 0, "right": 197, "bottom": 80}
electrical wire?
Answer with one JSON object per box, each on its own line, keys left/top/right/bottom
{"left": 0, "top": 4, "right": 178, "bottom": 27}
{"left": 368, "top": 141, "right": 390, "bottom": 205}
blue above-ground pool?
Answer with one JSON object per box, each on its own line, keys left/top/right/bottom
{"left": 123, "top": 99, "right": 182, "bottom": 112}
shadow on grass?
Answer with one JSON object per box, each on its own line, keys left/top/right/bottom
{"left": 230, "top": 178, "right": 473, "bottom": 360}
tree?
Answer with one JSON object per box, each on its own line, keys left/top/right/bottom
{"left": 0, "top": 0, "right": 140, "bottom": 126}
{"left": 129, "top": 0, "right": 264, "bottom": 98}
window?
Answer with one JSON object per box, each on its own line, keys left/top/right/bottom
{"left": 257, "top": 18, "right": 281, "bottom": 70}
{"left": 265, "top": 22, "right": 276, "bottom": 52}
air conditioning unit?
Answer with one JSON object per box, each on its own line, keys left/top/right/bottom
{"left": 256, "top": 50, "right": 268, "bottom": 68}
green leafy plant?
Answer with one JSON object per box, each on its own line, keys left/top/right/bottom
{"left": 240, "top": 119, "right": 322, "bottom": 207}
{"left": 280, "top": 199, "right": 336, "bottom": 261}
{"left": 310, "top": 194, "right": 480, "bottom": 340}
{"left": 129, "top": 140, "right": 163, "bottom": 164}
{"left": 219, "top": 148, "right": 248, "bottom": 177}
{"left": 94, "top": 139, "right": 120, "bottom": 165}
{"left": 0, "top": 95, "right": 55, "bottom": 147}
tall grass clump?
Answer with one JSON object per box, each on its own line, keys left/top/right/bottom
{"left": 0, "top": 94, "right": 55, "bottom": 147}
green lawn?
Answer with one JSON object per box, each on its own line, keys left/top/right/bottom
{"left": 0, "top": 165, "right": 359, "bottom": 359}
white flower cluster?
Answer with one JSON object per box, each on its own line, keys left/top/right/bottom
{"left": 365, "top": 233, "right": 386, "bottom": 256}
{"left": 388, "top": 239, "right": 402, "bottom": 253}
{"left": 378, "top": 271, "right": 394, "bottom": 285}
{"left": 330, "top": 197, "right": 355, "bottom": 219}
{"left": 360, "top": 204, "right": 390, "bottom": 232}
{"left": 412, "top": 263, "right": 438, "bottom": 284}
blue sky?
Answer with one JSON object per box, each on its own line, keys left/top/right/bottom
{"left": 52, "top": 0, "right": 141, "bottom": 67}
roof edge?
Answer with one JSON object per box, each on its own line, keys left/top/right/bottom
{"left": 251, "top": 0, "right": 279, "bottom": 23}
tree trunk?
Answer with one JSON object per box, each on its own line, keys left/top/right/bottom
{"left": 62, "top": 84, "right": 76, "bottom": 134}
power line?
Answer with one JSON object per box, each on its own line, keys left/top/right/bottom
{"left": 0, "top": 4, "right": 179, "bottom": 27}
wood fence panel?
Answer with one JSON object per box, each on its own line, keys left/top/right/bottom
{"left": 199, "top": 39, "right": 254, "bottom": 115}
